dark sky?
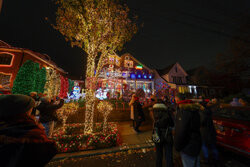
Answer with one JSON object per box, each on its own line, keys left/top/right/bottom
{"left": 0, "top": 0, "right": 249, "bottom": 78}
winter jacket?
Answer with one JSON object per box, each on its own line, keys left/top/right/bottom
{"left": 174, "top": 103, "right": 202, "bottom": 157}
{"left": 129, "top": 96, "right": 135, "bottom": 120}
{"left": 153, "top": 103, "right": 174, "bottom": 143}
{"left": 0, "top": 115, "right": 57, "bottom": 167}
{"left": 133, "top": 100, "right": 145, "bottom": 122}
{"left": 200, "top": 106, "right": 217, "bottom": 146}
{"left": 37, "top": 99, "right": 64, "bottom": 123}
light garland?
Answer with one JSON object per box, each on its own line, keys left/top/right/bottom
{"left": 97, "top": 101, "right": 113, "bottom": 132}
{"left": 54, "top": 0, "right": 138, "bottom": 134}
{"left": 44, "top": 68, "right": 61, "bottom": 98}
{"left": 57, "top": 102, "right": 79, "bottom": 127}
{"left": 52, "top": 122, "right": 120, "bottom": 153}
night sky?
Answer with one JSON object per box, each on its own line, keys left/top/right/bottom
{"left": 0, "top": 0, "right": 249, "bottom": 78}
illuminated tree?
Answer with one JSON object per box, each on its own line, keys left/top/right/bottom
{"left": 97, "top": 101, "right": 113, "bottom": 133}
{"left": 44, "top": 68, "right": 61, "bottom": 98}
{"left": 53, "top": 0, "right": 137, "bottom": 133}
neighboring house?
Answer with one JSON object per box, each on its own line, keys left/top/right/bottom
{"left": 187, "top": 66, "right": 224, "bottom": 98}
{"left": 91, "top": 53, "right": 155, "bottom": 100}
{"left": 0, "top": 40, "right": 66, "bottom": 93}
{"left": 156, "top": 62, "right": 190, "bottom": 94}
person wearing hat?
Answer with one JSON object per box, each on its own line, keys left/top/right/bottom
{"left": 37, "top": 96, "right": 64, "bottom": 137}
{"left": 0, "top": 94, "right": 57, "bottom": 167}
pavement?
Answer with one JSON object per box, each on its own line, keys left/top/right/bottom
{"left": 46, "top": 121, "right": 250, "bottom": 167}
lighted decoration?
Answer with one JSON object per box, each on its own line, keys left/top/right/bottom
{"left": 54, "top": 0, "right": 137, "bottom": 133}
{"left": 52, "top": 123, "right": 120, "bottom": 153}
{"left": 56, "top": 102, "right": 79, "bottom": 127}
{"left": 155, "top": 78, "right": 171, "bottom": 98}
{"left": 68, "top": 79, "right": 74, "bottom": 94}
{"left": 44, "top": 68, "right": 61, "bottom": 98}
{"left": 69, "top": 85, "right": 82, "bottom": 100}
{"left": 59, "top": 76, "right": 69, "bottom": 98}
{"left": 135, "top": 65, "right": 143, "bottom": 70}
{"left": 97, "top": 101, "right": 113, "bottom": 132}
{"left": 12, "top": 60, "right": 42, "bottom": 95}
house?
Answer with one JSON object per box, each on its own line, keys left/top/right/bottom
{"left": 156, "top": 62, "right": 192, "bottom": 95}
{"left": 92, "top": 53, "right": 155, "bottom": 100}
{"left": 0, "top": 40, "right": 66, "bottom": 93}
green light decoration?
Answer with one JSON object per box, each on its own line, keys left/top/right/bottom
{"left": 12, "top": 60, "right": 46, "bottom": 95}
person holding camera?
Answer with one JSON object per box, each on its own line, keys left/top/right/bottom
{"left": 37, "top": 96, "right": 64, "bottom": 137}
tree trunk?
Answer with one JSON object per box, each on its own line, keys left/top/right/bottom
{"left": 84, "top": 89, "right": 96, "bottom": 133}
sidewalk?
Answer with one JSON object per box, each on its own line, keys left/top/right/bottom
{"left": 52, "top": 121, "right": 154, "bottom": 161}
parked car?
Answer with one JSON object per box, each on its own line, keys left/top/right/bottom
{"left": 213, "top": 106, "right": 250, "bottom": 157}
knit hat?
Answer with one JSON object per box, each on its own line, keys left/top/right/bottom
{"left": 0, "top": 94, "right": 35, "bottom": 119}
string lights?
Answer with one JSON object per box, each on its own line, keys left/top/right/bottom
{"left": 97, "top": 101, "right": 113, "bottom": 132}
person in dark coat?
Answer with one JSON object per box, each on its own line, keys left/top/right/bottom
{"left": 174, "top": 96, "right": 202, "bottom": 167}
{"left": 0, "top": 94, "right": 57, "bottom": 167}
{"left": 153, "top": 99, "right": 174, "bottom": 167}
{"left": 133, "top": 97, "right": 145, "bottom": 133}
{"left": 200, "top": 101, "right": 219, "bottom": 166}
{"left": 37, "top": 96, "right": 64, "bottom": 137}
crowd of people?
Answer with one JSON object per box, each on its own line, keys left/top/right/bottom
{"left": 129, "top": 94, "right": 220, "bottom": 167}
{"left": 0, "top": 93, "right": 64, "bottom": 166}
{"left": 0, "top": 91, "right": 223, "bottom": 167}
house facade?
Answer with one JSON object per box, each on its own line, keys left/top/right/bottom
{"left": 89, "top": 53, "right": 155, "bottom": 100}
{"left": 0, "top": 40, "right": 66, "bottom": 93}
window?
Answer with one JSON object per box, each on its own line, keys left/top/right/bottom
{"left": 177, "top": 77, "right": 182, "bottom": 84}
{"left": 0, "top": 73, "right": 11, "bottom": 88}
{"left": 172, "top": 76, "right": 177, "bottom": 83}
{"left": 175, "top": 67, "right": 178, "bottom": 73}
{"left": 125, "top": 56, "right": 130, "bottom": 60}
{"left": 0, "top": 53, "right": 13, "bottom": 66}
{"left": 124, "top": 60, "right": 133, "bottom": 68}
{"left": 129, "top": 61, "right": 133, "bottom": 68}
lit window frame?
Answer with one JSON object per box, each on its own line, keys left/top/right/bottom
{"left": 0, "top": 52, "right": 15, "bottom": 67}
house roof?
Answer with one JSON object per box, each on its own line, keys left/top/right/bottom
{"left": 156, "top": 63, "right": 175, "bottom": 76}
{"left": 121, "top": 53, "right": 153, "bottom": 72}
{"left": 0, "top": 40, "right": 67, "bottom": 74}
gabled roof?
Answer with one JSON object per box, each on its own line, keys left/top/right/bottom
{"left": 121, "top": 53, "right": 153, "bottom": 72}
{"left": 157, "top": 62, "right": 188, "bottom": 76}
{"left": 156, "top": 63, "right": 175, "bottom": 76}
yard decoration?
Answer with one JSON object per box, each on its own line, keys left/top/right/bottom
{"left": 53, "top": 0, "right": 137, "bottom": 133}
{"left": 97, "top": 101, "right": 113, "bottom": 132}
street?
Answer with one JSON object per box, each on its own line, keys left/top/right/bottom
{"left": 47, "top": 147, "right": 249, "bottom": 167}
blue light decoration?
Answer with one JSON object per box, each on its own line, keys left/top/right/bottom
{"left": 122, "top": 73, "right": 126, "bottom": 77}
{"left": 143, "top": 75, "right": 147, "bottom": 79}
{"left": 130, "top": 73, "right": 136, "bottom": 79}
{"left": 148, "top": 75, "right": 152, "bottom": 79}
{"left": 106, "top": 72, "right": 110, "bottom": 77}
{"left": 137, "top": 74, "right": 141, "bottom": 79}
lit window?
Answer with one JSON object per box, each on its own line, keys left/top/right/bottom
{"left": 129, "top": 61, "right": 133, "bottom": 68}
{"left": 0, "top": 53, "right": 13, "bottom": 66}
{"left": 0, "top": 73, "right": 11, "bottom": 88}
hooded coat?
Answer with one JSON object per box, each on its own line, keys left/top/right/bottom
{"left": 0, "top": 95, "right": 57, "bottom": 167}
{"left": 174, "top": 103, "right": 202, "bottom": 157}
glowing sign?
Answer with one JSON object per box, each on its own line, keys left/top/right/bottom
{"left": 135, "top": 65, "right": 143, "bottom": 70}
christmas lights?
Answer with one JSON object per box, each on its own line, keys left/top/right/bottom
{"left": 54, "top": 0, "right": 137, "bottom": 133}
{"left": 97, "top": 101, "right": 113, "bottom": 132}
